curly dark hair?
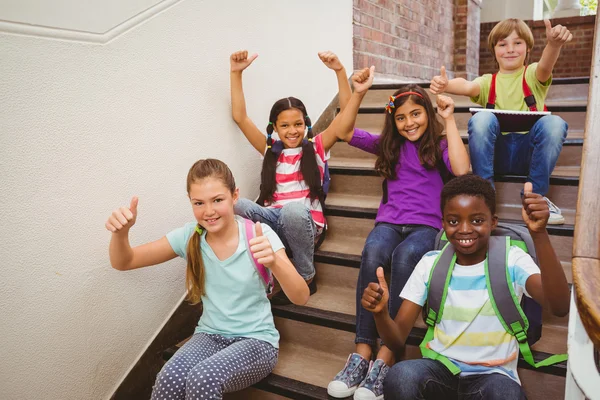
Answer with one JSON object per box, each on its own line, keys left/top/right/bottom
{"left": 440, "top": 174, "right": 496, "bottom": 215}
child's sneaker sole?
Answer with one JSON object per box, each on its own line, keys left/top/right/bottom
{"left": 354, "top": 387, "right": 384, "bottom": 400}
{"left": 547, "top": 214, "right": 565, "bottom": 225}
{"left": 327, "top": 381, "right": 359, "bottom": 398}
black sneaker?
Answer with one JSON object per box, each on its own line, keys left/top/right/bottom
{"left": 270, "top": 278, "right": 317, "bottom": 306}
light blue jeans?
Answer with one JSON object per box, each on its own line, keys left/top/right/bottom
{"left": 468, "top": 112, "right": 567, "bottom": 196}
{"left": 234, "top": 198, "right": 316, "bottom": 280}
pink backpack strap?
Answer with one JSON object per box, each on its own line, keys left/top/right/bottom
{"left": 243, "top": 218, "right": 274, "bottom": 294}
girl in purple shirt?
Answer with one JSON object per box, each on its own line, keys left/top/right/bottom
{"left": 328, "top": 84, "right": 470, "bottom": 400}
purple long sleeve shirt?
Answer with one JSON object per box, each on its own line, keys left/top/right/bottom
{"left": 349, "top": 128, "right": 453, "bottom": 230}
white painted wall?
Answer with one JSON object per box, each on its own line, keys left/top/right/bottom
{"left": 0, "top": 1, "right": 353, "bottom": 399}
{"left": 481, "top": 0, "right": 536, "bottom": 22}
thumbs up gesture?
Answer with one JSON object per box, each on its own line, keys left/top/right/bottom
{"left": 106, "top": 197, "right": 139, "bottom": 234}
{"left": 361, "top": 267, "right": 390, "bottom": 314}
{"left": 230, "top": 50, "right": 258, "bottom": 73}
{"left": 544, "top": 19, "right": 573, "bottom": 48}
{"left": 521, "top": 182, "right": 550, "bottom": 232}
{"left": 249, "top": 221, "right": 276, "bottom": 268}
{"left": 430, "top": 66, "right": 449, "bottom": 95}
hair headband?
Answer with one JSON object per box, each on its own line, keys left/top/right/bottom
{"left": 385, "top": 91, "right": 424, "bottom": 114}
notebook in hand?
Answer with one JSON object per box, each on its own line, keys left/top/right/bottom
{"left": 469, "top": 108, "right": 551, "bottom": 132}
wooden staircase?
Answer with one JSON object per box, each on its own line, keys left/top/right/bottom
{"left": 161, "top": 78, "right": 589, "bottom": 399}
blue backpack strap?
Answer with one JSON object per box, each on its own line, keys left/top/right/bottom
{"left": 242, "top": 218, "right": 274, "bottom": 295}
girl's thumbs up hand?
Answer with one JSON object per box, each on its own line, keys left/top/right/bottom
{"left": 361, "top": 267, "right": 390, "bottom": 314}
{"left": 106, "top": 196, "right": 138, "bottom": 234}
{"left": 230, "top": 50, "right": 258, "bottom": 73}
{"left": 249, "top": 222, "right": 276, "bottom": 268}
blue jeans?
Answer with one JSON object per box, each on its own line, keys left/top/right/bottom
{"left": 355, "top": 222, "right": 438, "bottom": 346}
{"left": 234, "top": 198, "right": 316, "bottom": 280}
{"left": 384, "top": 359, "right": 527, "bottom": 399}
{"left": 468, "top": 112, "right": 567, "bottom": 196}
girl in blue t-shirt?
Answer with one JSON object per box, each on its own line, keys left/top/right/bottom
{"left": 105, "top": 158, "right": 309, "bottom": 400}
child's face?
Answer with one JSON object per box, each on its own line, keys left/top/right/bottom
{"left": 189, "top": 177, "right": 238, "bottom": 234}
{"left": 442, "top": 194, "right": 498, "bottom": 266}
{"left": 274, "top": 108, "right": 306, "bottom": 149}
{"left": 394, "top": 100, "right": 428, "bottom": 142}
{"left": 494, "top": 30, "right": 528, "bottom": 73}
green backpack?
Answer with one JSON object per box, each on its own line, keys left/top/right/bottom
{"left": 420, "top": 231, "right": 567, "bottom": 374}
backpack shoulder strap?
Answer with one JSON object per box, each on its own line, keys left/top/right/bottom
{"left": 486, "top": 73, "right": 497, "bottom": 109}
{"left": 242, "top": 218, "right": 274, "bottom": 294}
{"left": 425, "top": 243, "right": 456, "bottom": 326}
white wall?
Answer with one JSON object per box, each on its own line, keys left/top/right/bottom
{"left": 0, "top": 1, "right": 353, "bottom": 398}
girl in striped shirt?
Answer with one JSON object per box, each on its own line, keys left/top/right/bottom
{"left": 230, "top": 49, "right": 370, "bottom": 305}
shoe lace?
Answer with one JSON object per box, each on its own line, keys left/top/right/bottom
{"left": 544, "top": 197, "right": 562, "bottom": 214}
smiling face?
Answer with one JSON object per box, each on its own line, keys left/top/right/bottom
{"left": 189, "top": 177, "right": 239, "bottom": 234}
{"left": 274, "top": 108, "right": 306, "bottom": 149}
{"left": 393, "top": 99, "right": 428, "bottom": 142}
{"left": 494, "top": 30, "right": 528, "bottom": 73}
{"left": 442, "top": 194, "right": 499, "bottom": 266}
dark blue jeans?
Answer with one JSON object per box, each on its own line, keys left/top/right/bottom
{"left": 468, "top": 112, "right": 567, "bottom": 196}
{"left": 384, "top": 359, "right": 527, "bottom": 399}
{"left": 355, "top": 223, "right": 438, "bottom": 346}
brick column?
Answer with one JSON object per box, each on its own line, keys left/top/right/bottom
{"left": 453, "top": 0, "right": 482, "bottom": 80}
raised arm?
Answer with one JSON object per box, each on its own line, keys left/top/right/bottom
{"left": 106, "top": 197, "right": 177, "bottom": 271}
{"left": 430, "top": 66, "right": 480, "bottom": 98}
{"left": 436, "top": 95, "right": 470, "bottom": 176}
{"left": 318, "top": 51, "right": 352, "bottom": 111}
{"left": 521, "top": 182, "right": 570, "bottom": 317}
{"left": 230, "top": 50, "right": 266, "bottom": 154}
{"left": 362, "top": 267, "right": 422, "bottom": 353}
{"left": 536, "top": 19, "right": 573, "bottom": 83}
{"left": 320, "top": 66, "right": 375, "bottom": 152}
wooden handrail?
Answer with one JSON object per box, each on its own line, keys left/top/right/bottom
{"left": 572, "top": 15, "right": 600, "bottom": 348}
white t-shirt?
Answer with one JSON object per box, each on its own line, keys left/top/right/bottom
{"left": 401, "top": 246, "right": 541, "bottom": 384}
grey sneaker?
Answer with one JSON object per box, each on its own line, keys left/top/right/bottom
{"left": 353, "top": 359, "right": 389, "bottom": 400}
{"left": 327, "top": 353, "right": 370, "bottom": 398}
{"left": 544, "top": 197, "right": 565, "bottom": 225}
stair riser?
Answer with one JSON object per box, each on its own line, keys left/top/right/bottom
{"left": 330, "top": 140, "right": 582, "bottom": 168}
{"left": 322, "top": 215, "right": 573, "bottom": 264}
{"left": 354, "top": 111, "right": 588, "bottom": 136}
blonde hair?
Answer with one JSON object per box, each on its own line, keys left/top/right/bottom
{"left": 185, "top": 159, "right": 236, "bottom": 304}
{"left": 488, "top": 18, "right": 534, "bottom": 66}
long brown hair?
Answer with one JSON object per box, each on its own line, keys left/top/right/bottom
{"left": 258, "top": 97, "right": 324, "bottom": 206}
{"left": 375, "top": 85, "right": 445, "bottom": 180}
{"left": 185, "top": 158, "right": 236, "bottom": 304}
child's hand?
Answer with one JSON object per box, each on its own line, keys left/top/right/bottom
{"left": 544, "top": 19, "right": 573, "bottom": 48}
{"left": 318, "top": 51, "right": 344, "bottom": 71}
{"left": 106, "top": 197, "right": 138, "bottom": 234}
{"left": 230, "top": 50, "right": 258, "bottom": 73}
{"left": 249, "top": 222, "right": 276, "bottom": 268}
{"left": 430, "top": 66, "right": 448, "bottom": 95}
{"left": 522, "top": 182, "right": 550, "bottom": 233}
{"left": 436, "top": 95, "right": 455, "bottom": 119}
{"left": 361, "top": 267, "right": 389, "bottom": 314}
{"left": 351, "top": 66, "right": 375, "bottom": 94}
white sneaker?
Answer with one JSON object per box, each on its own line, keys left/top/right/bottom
{"left": 544, "top": 197, "right": 565, "bottom": 225}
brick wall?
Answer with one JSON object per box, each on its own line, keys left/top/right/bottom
{"left": 353, "top": 0, "right": 454, "bottom": 81}
{"left": 479, "top": 15, "right": 595, "bottom": 78}
{"left": 454, "top": 0, "right": 482, "bottom": 80}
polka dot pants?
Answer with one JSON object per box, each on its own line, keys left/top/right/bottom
{"left": 151, "top": 333, "right": 278, "bottom": 400}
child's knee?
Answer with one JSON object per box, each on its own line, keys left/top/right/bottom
{"left": 186, "top": 367, "right": 225, "bottom": 398}
{"left": 536, "top": 115, "right": 568, "bottom": 143}
{"left": 383, "top": 362, "right": 421, "bottom": 399}
{"left": 152, "top": 362, "right": 185, "bottom": 396}
{"left": 280, "top": 202, "right": 311, "bottom": 225}
{"left": 468, "top": 111, "right": 499, "bottom": 136}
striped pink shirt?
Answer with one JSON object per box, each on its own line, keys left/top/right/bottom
{"left": 263, "top": 134, "right": 329, "bottom": 229}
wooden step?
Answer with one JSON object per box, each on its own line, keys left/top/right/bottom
{"left": 225, "top": 387, "right": 290, "bottom": 399}
{"left": 330, "top": 137, "right": 583, "bottom": 168}
{"left": 307, "top": 262, "right": 568, "bottom": 353}
{"left": 272, "top": 317, "right": 566, "bottom": 400}
{"left": 320, "top": 215, "right": 574, "bottom": 264}
{"left": 325, "top": 171, "right": 579, "bottom": 226}
{"left": 361, "top": 85, "right": 589, "bottom": 110}
{"left": 354, "top": 110, "right": 588, "bottom": 137}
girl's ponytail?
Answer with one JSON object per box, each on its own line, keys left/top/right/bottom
{"left": 185, "top": 226, "right": 205, "bottom": 304}
{"left": 299, "top": 116, "right": 324, "bottom": 203}
{"left": 258, "top": 121, "right": 279, "bottom": 205}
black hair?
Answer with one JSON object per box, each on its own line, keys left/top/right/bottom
{"left": 258, "top": 97, "right": 324, "bottom": 205}
{"left": 440, "top": 174, "right": 496, "bottom": 215}
{"left": 375, "top": 84, "right": 445, "bottom": 179}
